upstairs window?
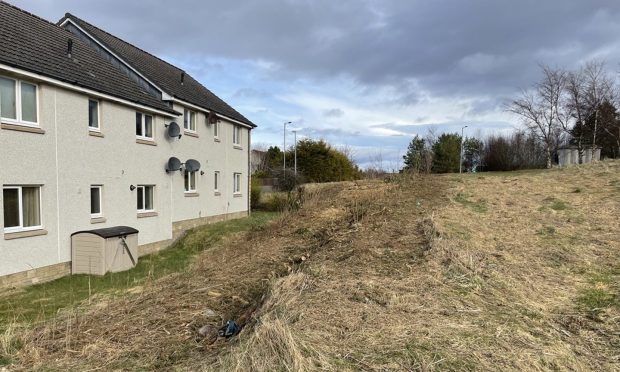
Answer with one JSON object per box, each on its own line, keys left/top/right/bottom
{"left": 0, "top": 76, "right": 38, "bottom": 125}
{"left": 88, "top": 99, "right": 99, "bottom": 130}
{"left": 184, "top": 171, "right": 197, "bottom": 193}
{"left": 136, "top": 112, "right": 153, "bottom": 140}
{"left": 184, "top": 109, "right": 196, "bottom": 132}
{"left": 137, "top": 185, "right": 154, "bottom": 212}
{"left": 213, "top": 121, "right": 220, "bottom": 140}
{"left": 3, "top": 186, "right": 42, "bottom": 233}
{"left": 233, "top": 125, "right": 241, "bottom": 146}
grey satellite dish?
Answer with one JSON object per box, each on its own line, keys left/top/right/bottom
{"left": 185, "top": 159, "right": 201, "bottom": 172}
{"left": 166, "top": 157, "right": 182, "bottom": 173}
{"left": 165, "top": 122, "right": 181, "bottom": 139}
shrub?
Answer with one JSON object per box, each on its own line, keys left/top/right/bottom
{"left": 274, "top": 169, "right": 304, "bottom": 192}
{"left": 251, "top": 177, "right": 262, "bottom": 210}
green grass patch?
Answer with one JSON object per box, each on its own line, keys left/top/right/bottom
{"left": 539, "top": 197, "right": 570, "bottom": 212}
{"left": 576, "top": 268, "right": 620, "bottom": 319}
{"left": 0, "top": 212, "right": 278, "bottom": 326}
{"left": 454, "top": 192, "right": 488, "bottom": 213}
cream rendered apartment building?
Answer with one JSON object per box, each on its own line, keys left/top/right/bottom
{"left": 0, "top": 2, "right": 256, "bottom": 286}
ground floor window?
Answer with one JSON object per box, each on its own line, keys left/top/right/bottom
{"left": 90, "top": 185, "right": 103, "bottom": 217}
{"left": 2, "top": 186, "right": 41, "bottom": 232}
{"left": 233, "top": 173, "right": 241, "bottom": 194}
{"left": 214, "top": 171, "right": 220, "bottom": 192}
{"left": 184, "top": 171, "right": 196, "bottom": 192}
{"left": 137, "top": 185, "right": 154, "bottom": 212}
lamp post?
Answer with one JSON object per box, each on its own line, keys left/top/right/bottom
{"left": 292, "top": 130, "right": 298, "bottom": 175}
{"left": 460, "top": 125, "right": 468, "bottom": 174}
{"left": 283, "top": 121, "right": 291, "bottom": 172}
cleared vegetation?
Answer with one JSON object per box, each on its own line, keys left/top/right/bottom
{"left": 1, "top": 161, "right": 619, "bottom": 371}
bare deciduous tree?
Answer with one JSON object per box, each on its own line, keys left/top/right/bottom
{"left": 508, "top": 65, "right": 567, "bottom": 168}
{"left": 582, "top": 60, "right": 616, "bottom": 151}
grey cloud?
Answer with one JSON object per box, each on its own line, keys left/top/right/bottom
{"left": 322, "top": 108, "right": 344, "bottom": 118}
{"left": 13, "top": 0, "right": 620, "bottom": 103}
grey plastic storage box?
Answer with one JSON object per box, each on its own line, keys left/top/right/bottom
{"left": 71, "top": 226, "right": 139, "bottom": 275}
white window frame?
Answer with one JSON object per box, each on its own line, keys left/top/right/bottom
{"left": 0, "top": 76, "right": 39, "bottom": 127}
{"left": 214, "top": 171, "right": 220, "bottom": 193}
{"left": 184, "top": 108, "right": 196, "bottom": 132}
{"left": 135, "top": 112, "right": 154, "bottom": 140}
{"left": 213, "top": 121, "right": 220, "bottom": 141}
{"left": 233, "top": 173, "right": 241, "bottom": 195}
{"left": 2, "top": 185, "right": 43, "bottom": 233}
{"left": 233, "top": 125, "right": 241, "bottom": 146}
{"left": 90, "top": 185, "right": 103, "bottom": 218}
{"left": 136, "top": 185, "right": 155, "bottom": 212}
{"left": 184, "top": 171, "right": 197, "bottom": 193}
{"left": 88, "top": 99, "right": 100, "bottom": 132}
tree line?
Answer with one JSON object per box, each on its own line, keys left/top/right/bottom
{"left": 402, "top": 60, "right": 620, "bottom": 174}
{"left": 254, "top": 139, "right": 362, "bottom": 185}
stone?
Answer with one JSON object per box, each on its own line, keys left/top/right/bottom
{"left": 198, "top": 324, "right": 219, "bottom": 344}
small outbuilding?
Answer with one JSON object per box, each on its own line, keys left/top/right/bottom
{"left": 71, "top": 226, "right": 139, "bottom": 275}
{"left": 558, "top": 146, "right": 601, "bottom": 167}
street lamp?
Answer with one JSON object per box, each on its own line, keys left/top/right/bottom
{"left": 283, "top": 121, "right": 292, "bottom": 172}
{"left": 460, "top": 125, "right": 468, "bottom": 174}
{"left": 292, "top": 130, "right": 298, "bottom": 175}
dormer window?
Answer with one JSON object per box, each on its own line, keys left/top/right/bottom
{"left": 184, "top": 108, "right": 196, "bottom": 132}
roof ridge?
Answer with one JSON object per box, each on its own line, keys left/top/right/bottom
{"left": 63, "top": 13, "right": 185, "bottom": 74}
{"left": 2, "top": 1, "right": 73, "bottom": 33}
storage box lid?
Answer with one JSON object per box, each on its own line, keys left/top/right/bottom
{"left": 71, "top": 226, "right": 139, "bottom": 238}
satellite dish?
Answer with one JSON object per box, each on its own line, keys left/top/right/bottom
{"left": 185, "top": 159, "right": 201, "bottom": 172}
{"left": 165, "top": 122, "right": 181, "bottom": 139}
{"left": 166, "top": 157, "right": 182, "bottom": 173}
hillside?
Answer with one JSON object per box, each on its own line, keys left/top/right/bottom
{"left": 3, "top": 161, "right": 620, "bottom": 371}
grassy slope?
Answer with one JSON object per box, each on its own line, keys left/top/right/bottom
{"left": 3, "top": 161, "right": 620, "bottom": 371}
{"left": 0, "top": 212, "right": 277, "bottom": 364}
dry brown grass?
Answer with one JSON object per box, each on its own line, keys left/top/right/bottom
{"left": 4, "top": 161, "right": 620, "bottom": 371}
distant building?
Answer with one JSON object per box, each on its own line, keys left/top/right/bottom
{"left": 558, "top": 146, "right": 601, "bottom": 166}
{"left": 251, "top": 150, "right": 268, "bottom": 174}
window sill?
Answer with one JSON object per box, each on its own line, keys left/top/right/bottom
{"left": 214, "top": 191, "right": 221, "bottom": 196}
{"left": 233, "top": 145, "right": 243, "bottom": 150}
{"left": 137, "top": 211, "right": 158, "bottom": 218}
{"left": 136, "top": 138, "right": 157, "bottom": 146}
{"left": 1, "top": 123, "right": 45, "bottom": 134}
{"left": 214, "top": 138, "right": 221, "bottom": 142}
{"left": 90, "top": 217, "right": 107, "bottom": 224}
{"left": 89, "top": 130, "right": 104, "bottom": 138}
{"left": 4, "top": 229, "right": 48, "bottom": 240}
{"left": 184, "top": 192, "right": 199, "bottom": 197}
{"left": 184, "top": 131, "right": 199, "bottom": 138}
{"left": 233, "top": 193, "right": 243, "bottom": 198}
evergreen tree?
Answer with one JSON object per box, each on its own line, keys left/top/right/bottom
{"left": 402, "top": 135, "right": 426, "bottom": 172}
{"left": 432, "top": 133, "right": 462, "bottom": 173}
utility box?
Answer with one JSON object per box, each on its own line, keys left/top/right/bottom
{"left": 71, "top": 226, "right": 139, "bottom": 275}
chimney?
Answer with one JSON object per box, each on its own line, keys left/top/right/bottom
{"left": 181, "top": 72, "right": 185, "bottom": 85}
{"left": 67, "top": 38, "right": 73, "bottom": 58}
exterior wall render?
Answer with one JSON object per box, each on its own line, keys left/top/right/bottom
{"left": 0, "top": 73, "right": 251, "bottom": 281}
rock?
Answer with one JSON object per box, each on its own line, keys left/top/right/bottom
{"left": 232, "top": 295, "right": 249, "bottom": 305}
{"left": 204, "top": 308, "right": 218, "bottom": 318}
{"left": 198, "top": 324, "right": 219, "bottom": 344}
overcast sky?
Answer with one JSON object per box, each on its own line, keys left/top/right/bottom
{"left": 10, "top": 0, "right": 620, "bottom": 168}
